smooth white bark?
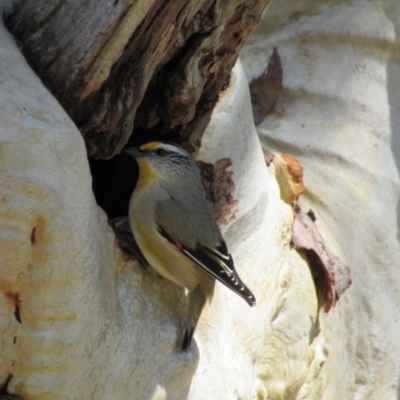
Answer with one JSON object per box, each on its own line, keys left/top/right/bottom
{"left": 241, "top": 0, "right": 400, "bottom": 398}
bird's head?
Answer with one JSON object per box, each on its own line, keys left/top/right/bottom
{"left": 124, "top": 141, "right": 195, "bottom": 181}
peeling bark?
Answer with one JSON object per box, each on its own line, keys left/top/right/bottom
{"left": 5, "top": 0, "right": 271, "bottom": 159}
{"left": 250, "top": 46, "right": 283, "bottom": 124}
{"left": 291, "top": 205, "right": 352, "bottom": 312}
{"left": 197, "top": 159, "right": 238, "bottom": 224}
{"left": 110, "top": 216, "right": 148, "bottom": 266}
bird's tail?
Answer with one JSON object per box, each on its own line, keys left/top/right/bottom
{"left": 182, "top": 275, "right": 215, "bottom": 350}
{"left": 182, "top": 284, "right": 206, "bottom": 350}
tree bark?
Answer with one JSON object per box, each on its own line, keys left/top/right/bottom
{"left": 5, "top": 0, "right": 271, "bottom": 159}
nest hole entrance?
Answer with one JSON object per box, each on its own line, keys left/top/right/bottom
{"left": 89, "top": 154, "right": 138, "bottom": 220}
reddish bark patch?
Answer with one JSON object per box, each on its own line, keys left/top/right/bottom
{"left": 274, "top": 152, "right": 305, "bottom": 204}
{"left": 280, "top": 153, "right": 304, "bottom": 185}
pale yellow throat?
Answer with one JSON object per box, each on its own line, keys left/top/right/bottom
{"left": 135, "top": 158, "right": 158, "bottom": 192}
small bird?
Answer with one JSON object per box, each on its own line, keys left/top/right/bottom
{"left": 125, "top": 141, "right": 256, "bottom": 350}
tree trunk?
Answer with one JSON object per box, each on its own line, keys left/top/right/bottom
{"left": 5, "top": 0, "right": 271, "bottom": 159}
{"left": 2, "top": 0, "right": 396, "bottom": 399}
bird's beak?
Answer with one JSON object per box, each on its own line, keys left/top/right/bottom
{"left": 123, "top": 147, "right": 143, "bottom": 158}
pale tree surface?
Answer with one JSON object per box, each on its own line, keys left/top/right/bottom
{"left": 241, "top": 0, "right": 400, "bottom": 398}
{"left": 0, "top": 0, "right": 399, "bottom": 400}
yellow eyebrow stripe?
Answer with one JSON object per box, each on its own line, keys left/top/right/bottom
{"left": 139, "top": 141, "right": 163, "bottom": 151}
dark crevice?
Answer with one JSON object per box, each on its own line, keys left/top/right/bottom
{"left": 0, "top": 376, "right": 12, "bottom": 393}
{"left": 4, "top": 292, "right": 22, "bottom": 324}
{"left": 30, "top": 227, "right": 37, "bottom": 245}
{"left": 14, "top": 303, "right": 21, "bottom": 324}
{"left": 89, "top": 153, "right": 137, "bottom": 220}
{"left": 0, "top": 375, "right": 24, "bottom": 399}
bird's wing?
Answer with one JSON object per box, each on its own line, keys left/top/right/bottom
{"left": 157, "top": 224, "right": 256, "bottom": 306}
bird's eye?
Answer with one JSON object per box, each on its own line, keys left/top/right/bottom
{"left": 155, "top": 148, "right": 167, "bottom": 157}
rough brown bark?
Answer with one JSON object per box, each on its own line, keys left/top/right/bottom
{"left": 5, "top": 0, "right": 271, "bottom": 159}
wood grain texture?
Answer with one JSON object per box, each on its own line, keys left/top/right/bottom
{"left": 5, "top": 0, "right": 271, "bottom": 159}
